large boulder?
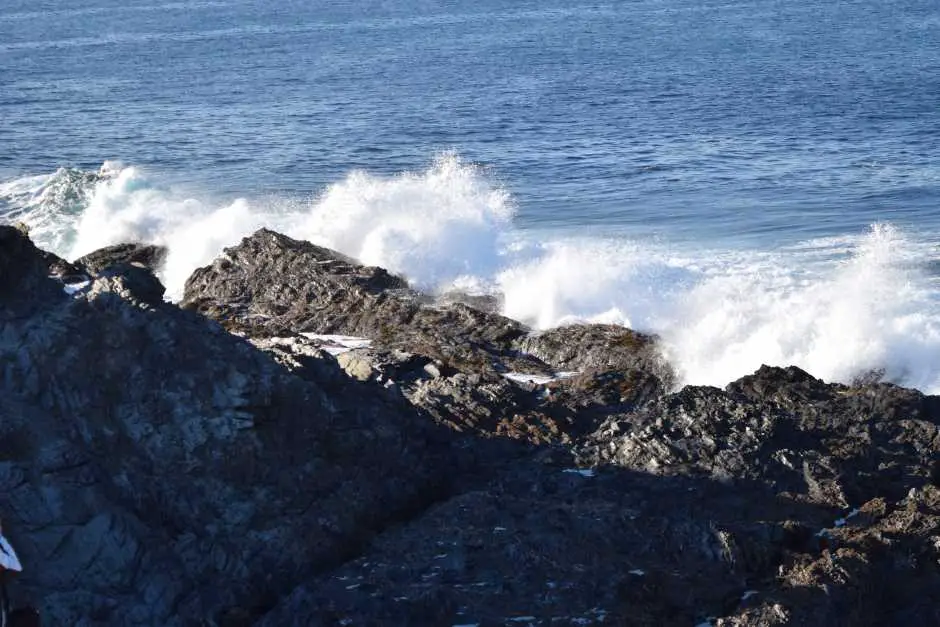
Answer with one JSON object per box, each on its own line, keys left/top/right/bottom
{"left": 0, "top": 227, "right": 456, "bottom": 625}
{"left": 180, "top": 230, "right": 672, "bottom": 443}
{"left": 181, "top": 229, "right": 547, "bottom": 375}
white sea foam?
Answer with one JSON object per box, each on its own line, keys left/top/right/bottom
{"left": 3, "top": 156, "right": 940, "bottom": 393}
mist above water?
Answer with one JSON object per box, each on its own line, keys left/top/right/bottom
{"left": 3, "top": 156, "right": 939, "bottom": 393}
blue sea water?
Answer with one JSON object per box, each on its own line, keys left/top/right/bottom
{"left": 2, "top": 0, "right": 940, "bottom": 390}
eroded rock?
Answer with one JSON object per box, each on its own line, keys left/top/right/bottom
{"left": 76, "top": 243, "right": 168, "bottom": 275}
{"left": 0, "top": 228, "right": 458, "bottom": 625}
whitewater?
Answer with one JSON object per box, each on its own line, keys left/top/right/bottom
{"left": 3, "top": 155, "right": 939, "bottom": 393}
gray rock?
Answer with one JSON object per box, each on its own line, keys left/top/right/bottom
{"left": 515, "top": 323, "right": 674, "bottom": 386}
{"left": 0, "top": 227, "right": 456, "bottom": 625}
{"left": 11, "top": 225, "right": 940, "bottom": 625}
{"left": 75, "top": 243, "right": 168, "bottom": 275}
{"left": 180, "top": 230, "right": 676, "bottom": 445}
{"left": 180, "top": 229, "right": 548, "bottom": 377}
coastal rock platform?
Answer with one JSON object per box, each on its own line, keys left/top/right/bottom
{"left": 1, "top": 225, "right": 938, "bottom": 626}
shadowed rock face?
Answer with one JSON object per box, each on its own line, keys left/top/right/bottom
{"left": 0, "top": 226, "right": 457, "bottom": 625}
{"left": 5, "top": 226, "right": 940, "bottom": 626}
{"left": 0, "top": 226, "right": 71, "bottom": 310}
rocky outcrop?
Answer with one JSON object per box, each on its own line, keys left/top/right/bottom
{"left": 75, "top": 242, "right": 168, "bottom": 275}
{"left": 0, "top": 226, "right": 459, "bottom": 625}
{"left": 179, "top": 230, "right": 669, "bottom": 444}
{"left": 5, "top": 226, "right": 940, "bottom": 626}
{"left": 577, "top": 365, "right": 940, "bottom": 504}
{"left": 181, "top": 229, "right": 548, "bottom": 374}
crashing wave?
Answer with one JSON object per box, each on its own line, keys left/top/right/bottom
{"left": 2, "top": 156, "right": 940, "bottom": 392}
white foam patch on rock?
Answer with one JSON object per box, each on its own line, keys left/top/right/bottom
{"left": 299, "top": 334, "right": 372, "bottom": 355}
{"left": 503, "top": 371, "right": 578, "bottom": 386}
{"left": 563, "top": 468, "right": 596, "bottom": 478}
{"left": 62, "top": 280, "right": 91, "bottom": 295}
{"left": 503, "top": 372, "right": 556, "bottom": 386}
{"left": 834, "top": 508, "right": 861, "bottom": 527}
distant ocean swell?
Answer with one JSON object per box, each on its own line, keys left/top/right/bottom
{"left": 2, "top": 154, "right": 939, "bottom": 393}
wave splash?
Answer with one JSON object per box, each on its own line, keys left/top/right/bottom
{"left": 2, "top": 157, "right": 939, "bottom": 392}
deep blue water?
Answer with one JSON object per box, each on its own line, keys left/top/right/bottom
{"left": 3, "top": 0, "right": 940, "bottom": 392}
{"left": 3, "top": 0, "right": 938, "bottom": 242}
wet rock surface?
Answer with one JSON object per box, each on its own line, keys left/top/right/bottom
{"left": 515, "top": 323, "right": 673, "bottom": 385}
{"left": 180, "top": 229, "right": 550, "bottom": 375}
{"left": 75, "top": 242, "right": 168, "bottom": 275}
{"left": 3, "top": 226, "right": 939, "bottom": 626}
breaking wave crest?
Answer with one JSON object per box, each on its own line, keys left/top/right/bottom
{"left": 2, "top": 157, "right": 939, "bottom": 393}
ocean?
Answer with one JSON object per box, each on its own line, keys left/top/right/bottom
{"left": 2, "top": 0, "right": 939, "bottom": 391}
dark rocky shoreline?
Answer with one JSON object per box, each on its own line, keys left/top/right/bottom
{"left": 2, "top": 224, "right": 938, "bottom": 626}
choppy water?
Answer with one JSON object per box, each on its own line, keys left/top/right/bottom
{"left": 2, "top": 0, "right": 940, "bottom": 391}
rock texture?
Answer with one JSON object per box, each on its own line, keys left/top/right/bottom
{"left": 181, "top": 230, "right": 669, "bottom": 444}
{"left": 3, "top": 226, "right": 940, "bottom": 626}
{"left": 0, "top": 226, "right": 458, "bottom": 625}
{"left": 75, "top": 243, "right": 168, "bottom": 275}
{"left": 181, "top": 229, "right": 548, "bottom": 374}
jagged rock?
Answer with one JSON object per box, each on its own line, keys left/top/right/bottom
{"left": 90, "top": 263, "right": 166, "bottom": 306}
{"left": 432, "top": 290, "right": 502, "bottom": 313}
{"left": 180, "top": 229, "right": 550, "bottom": 377}
{"left": 515, "top": 323, "right": 674, "bottom": 385}
{"left": 76, "top": 243, "right": 168, "bottom": 275}
{"left": 245, "top": 335, "right": 347, "bottom": 387}
{"left": 180, "top": 230, "right": 674, "bottom": 444}
{"left": 0, "top": 226, "right": 70, "bottom": 313}
{"left": 578, "top": 365, "right": 940, "bottom": 505}
{"left": 0, "top": 229, "right": 459, "bottom": 625}
{"left": 543, "top": 367, "right": 667, "bottom": 429}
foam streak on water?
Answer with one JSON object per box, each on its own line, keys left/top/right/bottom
{"left": 2, "top": 157, "right": 939, "bottom": 393}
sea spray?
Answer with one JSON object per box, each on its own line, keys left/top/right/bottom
{"left": 288, "top": 152, "right": 514, "bottom": 288}
{"left": 660, "top": 223, "right": 940, "bottom": 391}
{"left": 9, "top": 154, "right": 514, "bottom": 300}
{"left": 3, "top": 159, "right": 940, "bottom": 393}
